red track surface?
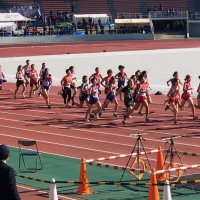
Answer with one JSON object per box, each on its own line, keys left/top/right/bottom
{"left": 0, "top": 40, "right": 200, "bottom": 200}
{"left": 1, "top": 39, "right": 200, "bottom": 58}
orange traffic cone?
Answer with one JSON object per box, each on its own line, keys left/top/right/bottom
{"left": 76, "top": 158, "right": 93, "bottom": 195}
{"left": 148, "top": 169, "right": 160, "bottom": 200}
{"left": 156, "top": 146, "right": 167, "bottom": 181}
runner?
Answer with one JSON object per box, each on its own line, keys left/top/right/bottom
{"left": 69, "top": 66, "right": 78, "bottom": 106}
{"left": 79, "top": 75, "right": 89, "bottom": 108}
{"left": 195, "top": 76, "right": 200, "bottom": 109}
{"left": 101, "top": 76, "right": 118, "bottom": 118}
{"left": 167, "top": 71, "right": 183, "bottom": 86}
{"left": 89, "top": 67, "right": 103, "bottom": 87}
{"left": 60, "top": 69, "right": 73, "bottom": 108}
{"left": 0, "top": 66, "right": 6, "bottom": 90}
{"left": 165, "top": 78, "right": 180, "bottom": 124}
{"left": 133, "top": 75, "right": 150, "bottom": 122}
{"left": 115, "top": 65, "right": 128, "bottom": 101}
{"left": 120, "top": 79, "right": 135, "bottom": 125}
{"left": 22, "top": 59, "right": 31, "bottom": 87}
{"left": 29, "top": 64, "right": 39, "bottom": 97}
{"left": 85, "top": 78, "right": 102, "bottom": 122}
{"left": 101, "top": 69, "right": 113, "bottom": 95}
{"left": 138, "top": 70, "right": 152, "bottom": 115}
{"left": 14, "top": 65, "right": 26, "bottom": 99}
{"left": 41, "top": 70, "right": 52, "bottom": 109}
{"left": 38, "top": 63, "right": 48, "bottom": 95}
{"left": 180, "top": 75, "right": 198, "bottom": 119}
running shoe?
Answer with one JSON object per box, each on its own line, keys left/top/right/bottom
{"left": 85, "top": 116, "right": 90, "bottom": 122}
{"left": 95, "top": 113, "right": 99, "bottom": 120}
{"left": 165, "top": 104, "right": 170, "bottom": 111}
{"left": 113, "top": 113, "right": 118, "bottom": 118}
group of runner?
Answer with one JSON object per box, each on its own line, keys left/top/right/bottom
{"left": 0, "top": 61, "right": 199, "bottom": 125}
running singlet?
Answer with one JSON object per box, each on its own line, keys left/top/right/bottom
{"left": 16, "top": 72, "right": 24, "bottom": 81}
{"left": 40, "top": 68, "right": 47, "bottom": 81}
{"left": 92, "top": 73, "right": 102, "bottom": 83}
{"left": 30, "top": 70, "right": 38, "bottom": 81}
{"left": 117, "top": 72, "right": 127, "bottom": 88}
{"left": 80, "top": 83, "right": 89, "bottom": 94}
{"left": 168, "top": 86, "right": 180, "bottom": 105}
{"left": 24, "top": 65, "right": 31, "bottom": 75}
{"left": 139, "top": 83, "right": 148, "bottom": 96}
{"left": 90, "top": 84, "right": 99, "bottom": 98}
{"left": 123, "top": 85, "right": 134, "bottom": 107}
{"left": 63, "top": 76, "right": 72, "bottom": 88}
{"left": 104, "top": 76, "right": 111, "bottom": 94}
{"left": 184, "top": 82, "right": 192, "bottom": 94}
{"left": 43, "top": 76, "right": 52, "bottom": 87}
{"left": 117, "top": 72, "right": 127, "bottom": 82}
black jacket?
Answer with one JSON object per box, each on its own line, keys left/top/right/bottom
{"left": 0, "top": 161, "right": 21, "bottom": 200}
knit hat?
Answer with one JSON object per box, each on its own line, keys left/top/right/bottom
{"left": 0, "top": 144, "right": 10, "bottom": 160}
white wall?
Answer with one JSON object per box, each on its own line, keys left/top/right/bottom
{"left": 0, "top": 47, "right": 199, "bottom": 95}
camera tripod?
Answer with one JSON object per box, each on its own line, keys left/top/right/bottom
{"left": 119, "top": 133, "right": 152, "bottom": 183}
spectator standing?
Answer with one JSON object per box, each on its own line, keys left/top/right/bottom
{"left": 0, "top": 144, "right": 21, "bottom": 200}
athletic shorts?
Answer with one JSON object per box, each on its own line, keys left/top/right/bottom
{"left": 197, "top": 93, "right": 200, "bottom": 100}
{"left": 0, "top": 79, "right": 2, "bottom": 85}
{"left": 118, "top": 80, "right": 125, "bottom": 88}
{"left": 181, "top": 93, "right": 191, "bottom": 101}
{"left": 168, "top": 97, "right": 179, "bottom": 105}
{"left": 106, "top": 92, "right": 115, "bottom": 102}
{"left": 71, "top": 83, "right": 76, "bottom": 89}
{"left": 30, "top": 79, "right": 38, "bottom": 87}
{"left": 124, "top": 100, "right": 134, "bottom": 108}
{"left": 137, "top": 95, "right": 147, "bottom": 104}
{"left": 25, "top": 72, "right": 30, "bottom": 78}
{"left": 16, "top": 80, "right": 24, "bottom": 87}
{"left": 42, "top": 85, "right": 50, "bottom": 91}
{"left": 89, "top": 96, "right": 99, "bottom": 105}
{"left": 79, "top": 93, "right": 88, "bottom": 102}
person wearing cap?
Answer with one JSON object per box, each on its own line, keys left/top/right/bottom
{"left": 0, "top": 144, "right": 21, "bottom": 200}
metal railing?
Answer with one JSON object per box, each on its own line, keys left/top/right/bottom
{"left": 149, "top": 10, "right": 188, "bottom": 19}
{"left": 117, "top": 13, "right": 149, "bottom": 19}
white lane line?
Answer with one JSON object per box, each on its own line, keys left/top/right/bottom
{"left": 0, "top": 104, "right": 199, "bottom": 142}
{"left": 0, "top": 133, "right": 124, "bottom": 155}
{"left": 0, "top": 118, "right": 200, "bottom": 148}
{"left": 1, "top": 101, "right": 199, "bottom": 134}
{"left": 17, "top": 184, "right": 77, "bottom": 200}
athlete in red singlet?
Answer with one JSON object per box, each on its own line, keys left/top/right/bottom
{"left": 133, "top": 75, "right": 150, "bottom": 122}
{"left": 89, "top": 67, "right": 103, "bottom": 87}
{"left": 29, "top": 64, "right": 39, "bottom": 97}
{"left": 101, "top": 69, "right": 113, "bottom": 94}
{"left": 166, "top": 78, "right": 181, "bottom": 124}
{"left": 180, "top": 75, "right": 198, "bottom": 119}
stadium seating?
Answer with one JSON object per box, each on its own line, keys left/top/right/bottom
{"left": 113, "top": 0, "right": 141, "bottom": 14}
{"left": 78, "top": 0, "right": 109, "bottom": 14}
{"left": 41, "top": 0, "right": 72, "bottom": 16}
{"left": 147, "top": 0, "right": 188, "bottom": 11}
{"left": 1, "top": 0, "right": 34, "bottom": 9}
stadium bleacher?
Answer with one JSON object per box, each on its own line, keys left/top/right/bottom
{"left": 113, "top": 0, "right": 141, "bottom": 14}
{"left": 147, "top": 0, "right": 188, "bottom": 11}
{"left": 1, "top": 0, "right": 34, "bottom": 9}
{"left": 78, "top": 0, "right": 109, "bottom": 14}
{"left": 40, "top": 0, "right": 72, "bottom": 16}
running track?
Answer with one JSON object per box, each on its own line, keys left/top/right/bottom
{"left": 0, "top": 40, "right": 200, "bottom": 200}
